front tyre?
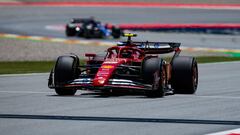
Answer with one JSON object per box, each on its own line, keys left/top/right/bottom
{"left": 55, "top": 88, "right": 76, "bottom": 96}
{"left": 65, "top": 24, "right": 76, "bottom": 37}
{"left": 54, "top": 55, "right": 80, "bottom": 95}
{"left": 171, "top": 56, "right": 198, "bottom": 94}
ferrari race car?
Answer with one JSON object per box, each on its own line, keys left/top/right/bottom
{"left": 65, "top": 18, "right": 123, "bottom": 39}
{"left": 48, "top": 33, "right": 198, "bottom": 97}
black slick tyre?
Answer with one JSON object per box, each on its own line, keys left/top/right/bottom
{"left": 83, "top": 30, "right": 92, "bottom": 39}
{"left": 54, "top": 56, "right": 80, "bottom": 95}
{"left": 171, "top": 56, "right": 198, "bottom": 94}
{"left": 111, "top": 27, "right": 122, "bottom": 39}
{"left": 142, "top": 57, "right": 167, "bottom": 97}
{"left": 65, "top": 24, "right": 76, "bottom": 37}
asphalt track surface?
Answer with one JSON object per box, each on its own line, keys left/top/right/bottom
{"left": 0, "top": 62, "right": 240, "bottom": 135}
{"left": 0, "top": 6, "right": 240, "bottom": 49}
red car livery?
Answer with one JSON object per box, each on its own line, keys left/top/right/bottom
{"left": 48, "top": 33, "right": 198, "bottom": 97}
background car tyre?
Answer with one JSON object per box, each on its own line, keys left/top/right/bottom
{"left": 171, "top": 56, "right": 198, "bottom": 94}
{"left": 112, "top": 26, "right": 122, "bottom": 39}
{"left": 65, "top": 24, "right": 76, "bottom": 37}
{"left": 83, "top": 29, "right": 92, "bottom": 39}
{"left": 54, "top": 55, "right": 80, "bottom": 95}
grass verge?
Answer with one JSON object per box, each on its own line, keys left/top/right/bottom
{"left": 0, "top": 61, "right": 55, "bottom": 74}
{"left": 196, "top": 56, "right": 240, "bottom": 63}
{"left": 0, "top": 56, "right": 240, "bottom": 74}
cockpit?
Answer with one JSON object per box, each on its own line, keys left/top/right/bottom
{"left": 106, "top": 47, "right": 144, "bottom": 59}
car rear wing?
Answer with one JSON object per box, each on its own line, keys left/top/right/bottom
{"left": 118, "top": 41, "right": 181, "bottom": 54}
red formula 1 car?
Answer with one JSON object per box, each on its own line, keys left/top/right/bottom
{"left": 48, "top": 33, "right": 198, "bottom": 97}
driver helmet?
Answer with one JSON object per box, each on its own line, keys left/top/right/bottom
{"left": 121, "top": 50, "right": 133, "bottom": 58}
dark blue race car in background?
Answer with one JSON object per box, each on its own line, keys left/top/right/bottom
{"left": 65, "top": 17, "right": 123, "bottom": 39}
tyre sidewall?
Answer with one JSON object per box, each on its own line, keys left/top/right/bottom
{"left": 171, "top": 56, "right": 198, "bottom": 94}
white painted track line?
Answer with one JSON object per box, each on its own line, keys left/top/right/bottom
{"left": 206, "top": 128, "right": 240, "bottom": 135}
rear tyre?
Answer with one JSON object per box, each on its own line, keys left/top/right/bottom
{"left": 84, "top": 30, "right": 92, "bottom": 39}
{"left": 171, "top": 56, "right": 198, "bottom": 94}
{"left": 54, "top": 55, "right": 80, "bottom": 95}
{"left": 65, "top": 24, "right": 76, "bottom": 37}
{"left": 112, "top": 26, "right": 122, "bottom": 39}
{"left": 142, "top": 57, "right": 167, "bottom": 97}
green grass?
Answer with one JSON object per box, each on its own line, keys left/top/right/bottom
{"left": 196, "top": 56, "right": 240, "bottom": 63}
{"left": 1, "top": 56, "right": 240, "bottom": 74}
{"left": 0, "top": 61, "right": 55, "bottom": 74}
